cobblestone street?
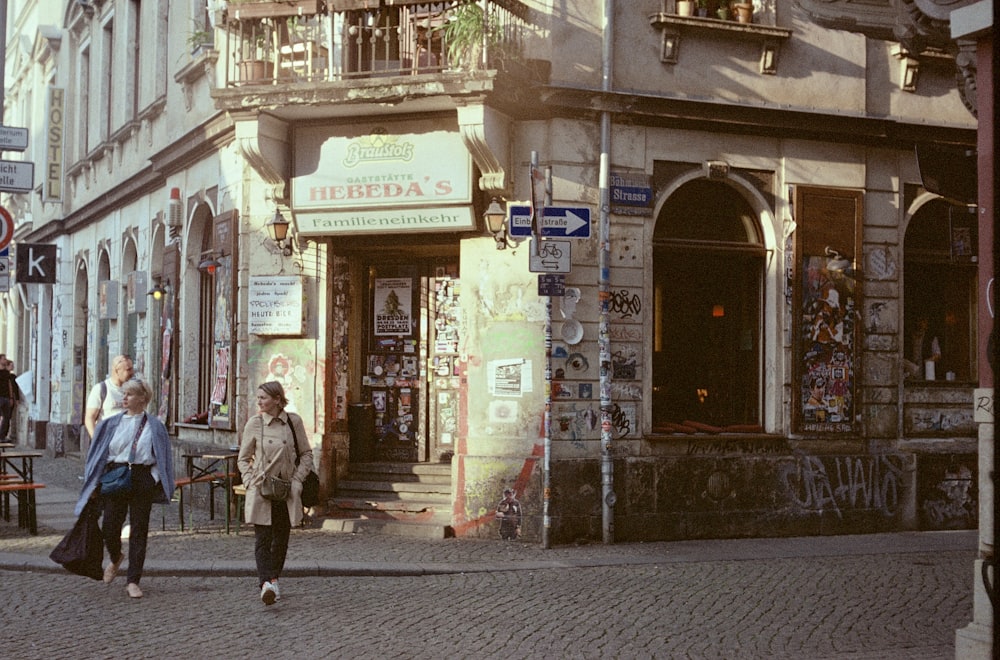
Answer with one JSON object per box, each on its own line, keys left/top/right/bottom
{"left": 0, "top": 453, "right": 977, "bottom": 658}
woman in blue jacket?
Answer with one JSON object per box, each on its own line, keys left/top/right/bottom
{"left": 74, "top": 378, "right": 175, "bottom": 599}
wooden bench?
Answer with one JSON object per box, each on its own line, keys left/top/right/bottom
{"left": 0, "top": 480, "right": 45, "bottom": 534}
{"left": 233, "top": 484, "right": 247, "bottom": 534}
{"left": 173, "top": 472, "right": 237, "bottom": 531}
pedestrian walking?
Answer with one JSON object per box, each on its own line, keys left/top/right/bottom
{"left": 84, "top": 355, "right": 135, "bottom": 438}
{"left": 0, "top": 355, "right": 21, "bottom": 440}
{"left": 238, "top": 380, "right": 313, "bottom": 605}
{"left": 74, "top": 378, "right": 175, "bottom": 599}
{"left": 496, "top": 488, "right": 523, "bottom": 540}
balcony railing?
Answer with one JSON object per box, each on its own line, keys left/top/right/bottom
{"left": 219, "top": 0, "right": 533, "bottom": 87}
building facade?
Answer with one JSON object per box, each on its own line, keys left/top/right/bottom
{"left": 0, "top": 0, "right": 979, "bottom": 548}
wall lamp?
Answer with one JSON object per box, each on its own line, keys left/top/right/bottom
{"left": 147, "top": 281, "right": 167, "bottom": 300}
{"left": 484, "top": 197, "right": 515, "bottom": 250}
{"left": 198, "top": 255, "right": 222, "bottom": 275}
{"left": 266, "top": 209, "right": 294, "bottom": 256}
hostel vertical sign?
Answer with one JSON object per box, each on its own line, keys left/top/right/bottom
{"left": 45, "top": 87, "right": 63, "bottom": 202}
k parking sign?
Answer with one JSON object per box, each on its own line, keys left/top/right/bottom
{"left": 15, "top": 243, "right": 57, "bottom": 284}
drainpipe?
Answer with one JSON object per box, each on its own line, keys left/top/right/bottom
{"left": 599, "top": 0, "right": 615, "bottom": 543}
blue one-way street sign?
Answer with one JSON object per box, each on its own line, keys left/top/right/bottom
{"left": 508, "top": 205, "right": 591, "bottom": 238}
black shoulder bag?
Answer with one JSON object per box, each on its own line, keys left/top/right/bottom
{"left": 290, "top": 415, "right": 320, "bottom": 508}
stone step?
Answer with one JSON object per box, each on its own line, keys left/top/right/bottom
{"left": 331, "top": 462, "right": 453, "bottom": 539}
{"left": 337, "top": 479, "right": 451, "bottom": 497}
{"left": 321, "top": 517, "right": 453, "bottom": 539}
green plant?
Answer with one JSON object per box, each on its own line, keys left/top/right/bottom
{"left": 187, "top": 29, "right": 213, "bottom": 48}
{"left": 436, "top": 1, "right": 498, "bottom": 71}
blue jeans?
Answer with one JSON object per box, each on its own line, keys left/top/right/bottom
{"left": 254, "top": 499, "right": 291, "bottom": 586}
{"left": 102, "top": 464, "right": 156, "bottom": 585}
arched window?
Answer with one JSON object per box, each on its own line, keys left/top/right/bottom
{"left": 652, "top": 179, "right": 765, "bottom": 429}
{"left": 904, "top": 198, "right": 977, "bottom": 383}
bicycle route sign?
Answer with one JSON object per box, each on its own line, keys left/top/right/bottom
{"left": 528, "top": 239, "right": 571, "bottom": 273}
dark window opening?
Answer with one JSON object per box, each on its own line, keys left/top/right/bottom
{"left": 904, "top": 199, "right": 977, "bottom": 383}
{"left": 653, "top": 179, "right": 764, "bottom": 430}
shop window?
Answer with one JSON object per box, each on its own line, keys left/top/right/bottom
{"left": 904, "top": 198, "right": 977, "bottom": 383}
{"left": 652, "top": 179, "right": 764, "bottom": 430}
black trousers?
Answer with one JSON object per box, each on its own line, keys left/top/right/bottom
{"left": 254, "top": 498, "right": 291, "bottom": 586}
{"left": 0, "top": 396, "right": 13, "bottom": 439}
{"left": 102, "top": 463, "right": 156, "bottom": 585}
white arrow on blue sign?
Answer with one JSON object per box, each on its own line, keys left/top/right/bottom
{"left": 508, "top": 205, "right": 591, "bottom": 239}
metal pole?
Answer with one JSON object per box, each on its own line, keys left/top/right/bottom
{"left": 990, "top": 17, "right": 999, "bottom": 656}
{"left": 598, "top": 0, "right": 615, "bottom": 544}
{"left": 535, "top": 151, "right": 552, "bottom": 549}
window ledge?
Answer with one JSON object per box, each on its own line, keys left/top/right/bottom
{"left": 175, "top": 48, "right": 219, "bottom": 87}
{"left": 648, "top": 13, "right": 792, "bottom": 74}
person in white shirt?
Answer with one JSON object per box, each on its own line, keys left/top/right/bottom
{"left": 84, "top": 355, "right": 134, "bottom": 437}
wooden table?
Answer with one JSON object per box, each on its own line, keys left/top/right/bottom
{"left": 0, "top": 449, "right": 44, "bottom": 534}
{"left": 180, "top": 450, "right": 239, "bottom": 534}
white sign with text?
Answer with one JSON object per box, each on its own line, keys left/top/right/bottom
{"left": 248, "top": 276, "right": 304, "bottom": 335}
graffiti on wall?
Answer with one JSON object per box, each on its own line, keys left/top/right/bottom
{"left": 247, "top": 341, "right": 320, "bottom": 433}
{"left": 779, "top": 450, "right": 907, "bottom": 518}
{"left": 918, "top": 456, "right": 977, "bottom": 530}
{"left": 608, "top": 288, "right": 641, "bottom": 321}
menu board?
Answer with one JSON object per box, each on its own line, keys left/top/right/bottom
{"left": 248, "top": 276, "right": 304, "bottom": 335}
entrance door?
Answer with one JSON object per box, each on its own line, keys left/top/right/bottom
{"left": 363, "top": 259, "right": 460, "bottom": 462}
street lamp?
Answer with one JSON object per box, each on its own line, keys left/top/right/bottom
{"left": 266, "top": 209, "right": 294, "bottom": 256}
{"left": 484, "top": 197, "right": 513, "bottom": 250}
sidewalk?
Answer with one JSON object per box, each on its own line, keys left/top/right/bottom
{"left": 0, "top": 450, "right": 978, "bottom": 579}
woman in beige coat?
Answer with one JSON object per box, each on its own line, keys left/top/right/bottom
{"left": 238, "top": 381, "right": 313, "bottom": 605}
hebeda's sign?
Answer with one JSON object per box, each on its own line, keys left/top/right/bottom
{"left": 291, "top": 120, "right": 474, "bottom": 236}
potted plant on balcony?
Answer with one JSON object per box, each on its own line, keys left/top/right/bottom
{"left": 696, "top": 0, "right": 710, "bottom": 17}
{"left": 186, "top": 25, "right": 215, "bottom": 55}
{"left": 437, "top": 0, "right": 498, "bottom": 71}
{"left": 732, "top": 0, "right": 754, "bottom": 23}
{"left": 676, "top": 0, "right": 696, "bottom": 16}
{"left": 237, "top": 31, "right": 274, "bottom": 82}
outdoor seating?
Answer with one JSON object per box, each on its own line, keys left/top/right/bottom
{"left": 0, "top": 480, "right": 45, "bottom": 534}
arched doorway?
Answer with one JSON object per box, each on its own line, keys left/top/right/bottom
{"left": 652, "top": 179, "right": 765, "bottom": 429}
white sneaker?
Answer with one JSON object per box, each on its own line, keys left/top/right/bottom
{"left": 271, "top": 581, "right": 281, "bottom": 601}
{"left": 260, "top": 581, "right": 276, "bottom": 606}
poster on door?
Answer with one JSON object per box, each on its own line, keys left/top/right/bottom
{"left": 374, "top": 277, "right": 413, "bottom": 336}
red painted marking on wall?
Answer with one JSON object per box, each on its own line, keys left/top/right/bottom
{"left": 451, "top": 444, "right": 542, "bottom": 536}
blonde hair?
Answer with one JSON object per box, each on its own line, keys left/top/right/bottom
{"left": 122, "top": 378, "right": 152, "bottom": 404}
{"left": 111, "top": 355, "right": 133, "bottom": 371}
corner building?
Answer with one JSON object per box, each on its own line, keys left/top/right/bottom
{"left": 1, "top": 1, "right": 979, "bottom": 547}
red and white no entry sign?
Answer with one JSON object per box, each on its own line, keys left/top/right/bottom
{"left": 0, "top": 206, "right": 13, "bottom": 252}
